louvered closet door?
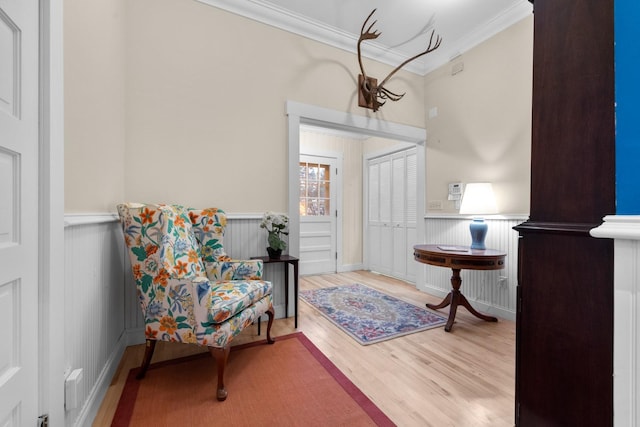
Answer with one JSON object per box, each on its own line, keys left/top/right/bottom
{"left": 404, "top": 149, "right": 418, "bottom": 282}
{"left": 378, "top": 159, "right": 393, "bottom": 275}
{"left": 391, "top": 152, "right": 406, "bottom": 278}
{"left": 367, "top": 147, "right": 416, "bottom": 282}
{"left": 367, "top": 160, "right": 382, "bottom": 272}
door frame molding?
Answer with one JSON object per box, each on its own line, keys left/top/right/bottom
{"left": 286, "top": 101, "right": 426, "bottom": 285}
{"left": 39, "top": 0, "right": 65, "bottom": 424}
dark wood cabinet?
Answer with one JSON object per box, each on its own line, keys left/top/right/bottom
{"left": 513, "top": 1, "right": 615, "bottom": 426}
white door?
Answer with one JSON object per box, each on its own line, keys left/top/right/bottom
{"left": 391, "top": 153, "right": 407, "bottom": 278}
{"left": 367, "top": 147, "right": 417, "bottom": 282}
{"left": 0, "top": 0, "right": 39, "bottom": 424}
{"left": 368, "top": 157, "right": 392, "bottom": 276}
{"left": 299, "top": 155, "right": 338, "bottom": 275}
{"left": 367, "top": 160, "right": 381, "bottom": 272}
{"left": 404, "top": 150, "right": 418, "bottom": 282}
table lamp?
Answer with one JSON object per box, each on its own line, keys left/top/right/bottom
{"left": 459, "top": 183, "right": 498, "bottom": 250}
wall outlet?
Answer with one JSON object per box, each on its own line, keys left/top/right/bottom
{"left": 65, "top": 368, "right": 83, "bottom": 410}
{"left": 451, "top": 61, "right": 464, "bottom": 75}
{"left": 428, "top": 200, "right": 443, "bottom": 210}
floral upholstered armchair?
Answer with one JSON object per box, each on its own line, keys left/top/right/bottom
{"left": 117, "top": 203, "right": 275, "bottom": 401}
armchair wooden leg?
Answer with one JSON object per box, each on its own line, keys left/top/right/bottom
{"left": 265, "top": 307, "right": 275, "bottom": 344}
{"left": 209, "top": 345, "right": 231, "bottom": 401}
{"left": 136, "top": 339, "right": 157, "bottom": 380}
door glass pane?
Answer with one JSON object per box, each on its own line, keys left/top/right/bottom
{"left": 319, "top": 182, "right": 330, "bottom": 198}
{"left": 308, "top": 199, "right": 318, "bottom": 215}
{"left": 308, "top": 182, "right": 318, "bottom": 197}
{"left": 299, "top": 198, "right": 306, "bottom": 216}
{"left": 319, "top": 164, "right": 329, "bottom": 180}
{"left": 318, "top": 199, "right": 330, "bottom": 216}
{"left": 309, "top": 166, "right": 318, "bottom": 180}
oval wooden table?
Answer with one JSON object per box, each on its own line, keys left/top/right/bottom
{"left": 413, "top": 244, "right": 506, "bottom": 332}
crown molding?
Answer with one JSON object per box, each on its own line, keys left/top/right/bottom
{"left": 195, "top": 0, "right": 418, "bottom": 72}
{"left": 427, "top": 1, "right": 532, "bottom": 73}
{"left": 195, "top": 0, "right": 532, "bottom": 76}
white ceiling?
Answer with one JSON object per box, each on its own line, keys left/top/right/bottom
{"left": 196, "top": 0, "right": 532, "bottom": 75}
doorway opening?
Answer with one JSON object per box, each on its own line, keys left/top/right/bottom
{"left": 287, "top": 101, "right": 427, "bottom": 285}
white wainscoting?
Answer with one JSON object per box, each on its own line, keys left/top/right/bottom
{"left": 63, "top": 214, "right": 126, "bottom": 427}
{"left": 591, "top": 216, "right": 640, "bottom": 427}
{"left": 63, "top": 212, "right": 288, "bottom": 426}
{"left": 420, "top": 215, "right": 528, "bottom": 321}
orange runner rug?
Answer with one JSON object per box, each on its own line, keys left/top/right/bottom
{"left": 111, "top": 332, "right": 395, "bottom": 426}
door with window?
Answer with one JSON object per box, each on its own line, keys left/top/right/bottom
{"left": 367, "top": 147, "right": 417, "bottom": 282}
{"left": 299, "top": 155, "right": 338, "bottom": 275}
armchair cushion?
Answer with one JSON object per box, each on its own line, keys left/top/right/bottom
{"left": 205, "top": 260, "right": 263, "bottom": 281}
{"left": 198, "top": 279, "right": 272, "bottom": 324}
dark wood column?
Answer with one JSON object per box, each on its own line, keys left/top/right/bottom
{"left": 514, "top": 1, "right": 615, "bottom": 426}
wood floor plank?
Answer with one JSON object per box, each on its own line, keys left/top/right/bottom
{"left": 93, "top": 271, "right": 515, "bottom": 427}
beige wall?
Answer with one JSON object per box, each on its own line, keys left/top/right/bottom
{"left": 64, "top": 0, "right": 426, "bottom": 213}
{"left": 64, "top": 0, "right": 126, "bottom": 213}
{"left": 64, "top": 0, "right": 532, "bottom": 216}
{"left": 424, "top": 16, "right": 533, "bottom": 215}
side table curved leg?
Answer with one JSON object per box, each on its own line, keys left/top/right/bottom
{"left": 427, "top": 267, "right": 497, "bottom": 332}
{"left": 444, "top": 290, "right": 460, "bottom": 332}
{"left": 458, "top": 293, "right": 498, "bottom": 323}
{"left": 426, "top": 295, "right": 451, "bottom": 311}
{"left": 427, "top": 292, "right": 455, "bottom": 331}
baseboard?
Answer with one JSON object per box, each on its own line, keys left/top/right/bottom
{"left": 75, "top": 332, "right": 128, "bottom": 427}
{"left": 127, "top": 327, "right": 146, "bottom": 346}
{"left": 338, "top": 263, "right": 364, "bottom": 273}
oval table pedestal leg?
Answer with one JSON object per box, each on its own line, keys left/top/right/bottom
{"left": 426, "top": 268, "right": 497, "bottom": 332}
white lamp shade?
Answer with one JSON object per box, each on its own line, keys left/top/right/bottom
{"left": 459, "top": 183, "right": 498, "bottom": 215}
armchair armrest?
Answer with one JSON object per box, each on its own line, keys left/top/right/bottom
{"left": 205, "top": 259, "right": 263, "bottom": 281}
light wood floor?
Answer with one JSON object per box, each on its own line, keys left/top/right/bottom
{"left": 93, "top": 271, "right": 515, "bottom": 427}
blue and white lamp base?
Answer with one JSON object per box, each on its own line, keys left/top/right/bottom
{"left": 469, "top": 218, "right": 488, "bottom": 250}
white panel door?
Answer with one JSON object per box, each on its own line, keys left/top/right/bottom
{"left": 0, "top": 0, "right": 39, "bottom": 425}
{"left": 299, "top": 156, "right": 338, "bottom": 275}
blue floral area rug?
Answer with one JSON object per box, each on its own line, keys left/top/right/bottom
{"left": 300, "top": 283, "right": 447, "bottom": 345}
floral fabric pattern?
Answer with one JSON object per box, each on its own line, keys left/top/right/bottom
{"left": 188, "top": 208, "right": 263, "bottom": 280}
{"left": 118, "top": 203, "right": 273, "bottom": 348}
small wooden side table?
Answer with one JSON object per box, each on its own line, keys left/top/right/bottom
{"left": 413, "top": 244, "right": 506, "bottom": 332}
{"left": 251, "top": 255, "right": 299, "bottom": 328}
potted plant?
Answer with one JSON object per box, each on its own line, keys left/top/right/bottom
{"left": 260, "top": 212, "right": 289, "bottom": 259}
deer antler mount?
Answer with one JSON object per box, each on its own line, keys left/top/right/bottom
{"left": 357, "top": 9, "right": 442, "bottom": 112}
